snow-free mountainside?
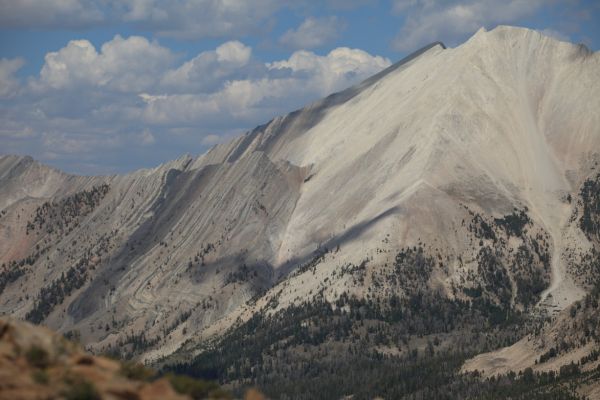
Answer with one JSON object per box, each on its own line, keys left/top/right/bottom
{"left": 1, "top": 26, "right": 600, "bottom": 398}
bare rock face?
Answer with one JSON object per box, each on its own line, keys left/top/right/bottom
{"left": 0, "top": 26, "right": 599, "bottom": 372}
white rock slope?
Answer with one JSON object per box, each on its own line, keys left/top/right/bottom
{"left": 0, "top": 26, "right": 599, "bottom": 362}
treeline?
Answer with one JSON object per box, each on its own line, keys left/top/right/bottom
{"left": 165, "top": 289, "right": 593, "bottom": 399}
{"left": 165, "top": 285, "right": 533, "bottom": 399}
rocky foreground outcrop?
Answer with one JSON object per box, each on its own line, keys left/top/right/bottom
{"left": 0, "top": 318, "right": 240, "bottom": 400}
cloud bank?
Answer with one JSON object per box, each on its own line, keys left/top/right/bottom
{"left": 0, "top": 35, "right": 390, "bottom": 173}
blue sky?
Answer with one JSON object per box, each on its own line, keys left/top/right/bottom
{"left": 0, "top": 0, "right": 599, "bottom": 174}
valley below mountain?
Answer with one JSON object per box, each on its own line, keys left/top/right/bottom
{"left": 1, "top": 26, "right": 600, "bottom": 399}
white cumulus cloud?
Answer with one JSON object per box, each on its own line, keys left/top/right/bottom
{"left": 37, "top": 35, "right": 174, "bottom": 92}
{"left": 161, "top": 41, "right": 257, "bottom": 93}
{"left": 144, "top": 47, "right": 390, "bottom": 126}
{"left": 279, "top": 16, "right": 346, "bottom": 49}
{"left": 1, "top": 36, "right": 390, "bottom": 173}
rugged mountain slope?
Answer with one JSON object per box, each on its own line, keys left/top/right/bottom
{"left": 464, "top": 172, "right": 600, "bottom": 378}
{"left": 0, "top": 26, "right": 599, "bottom": 397}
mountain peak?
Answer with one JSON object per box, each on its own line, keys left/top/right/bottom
{"left": 465, "top": 24, "right": 595, "bottom": 57}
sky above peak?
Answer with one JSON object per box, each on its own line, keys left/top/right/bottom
{"left": 0, "top": 0, "right": 599, "bottom": 174}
